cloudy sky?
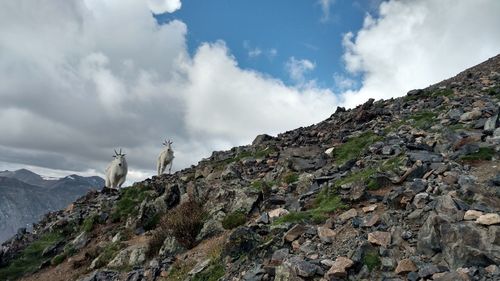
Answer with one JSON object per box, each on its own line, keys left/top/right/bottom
{"left": 0, "top": 0, "right": 499, "bottom": 184}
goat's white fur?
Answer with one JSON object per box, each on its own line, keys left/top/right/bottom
{"left": 157, "top": 139, "right": 174, "bottom": 176}
{"left": 105, "top": 149, "right": 128, "bottom": 189}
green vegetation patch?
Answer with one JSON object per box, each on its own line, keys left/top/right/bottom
{"left": 111, "top": 184, "right": 153, "bottom": 222}
{"left": 94, "top": 242, "right": 123, "bottom": 269}
{"left": 334, "top": 132, "right": 382, "bottom": 165}
{"left": 273, "top": 211, "right": 311, "bottom": 225}
{"left": 216, "top": 147, "right": 278, "bottom": 168}
{"left": 487, "top": 86, "right": 500, "bottom": 99}
{"left": 283, "top": 172, "right": 299, "bottom": 184}
{"left": 409, "top": 111, "right": 437, "bottom": 129}
{"left": 82, "top": 214, "right": 99, "bottom": 233}
{"left": 165, "top": 261, "right": 196, "bottom": 281}
{"left": 431, "top": 88, "right": 454, "bottom": 98}
{"left": 143, "top": 213, "right": 161, "bottom": 231}
{"left": 273, "top": 189, "right": 346, "bottom": 225}
{"left": 363, "top": 250, "right": 381, "bottom": 271}
{"left": 192, "top": 260, "right": 225, "bottom": 281}
{"left": 460, "top": 147, "right": 495, "bottom": 161}
{"left": 50, "top": 254, "right": 66, "bottom": 266}
{"left": 222, "top": 211, "right": 247, "bottom": 229}
{"left": 403, "top": 88, "right": 453, "bottom": 102}
{"left": 0, "top": 232, "right": 64, "bottom": 280}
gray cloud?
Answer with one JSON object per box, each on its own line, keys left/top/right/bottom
{"left": 0, "top": 0, "right": 338, "bottom": 184}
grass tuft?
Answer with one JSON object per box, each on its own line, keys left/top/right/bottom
{"left": 460, "top": 147, "right": 495, "bottom": 161}
{"left": 221, "top": 211, "right": 246, "bottom": 230}
{"left": 283, "top": 172, "right": 299, "bottom": 184}
{"left": 192, "top": 260, "right": 225, "bottom": 281}
{"left": 363, "top": 250, "right": 381, "bottom": 271}
{"left": 111, "top": 184, "right": 153, "bottom": 222}
{"left": 334, "top": 132, "right": 382, "bottom": 165}
{"left": 273, "top": 188, "right": 346, "bottom": 225}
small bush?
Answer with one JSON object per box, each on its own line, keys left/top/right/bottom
{"left": 273, "top": 189, "right": 346, "bottom": 225}
{"left": 273, "top": 212, "right": 311, "bottom": 225}
{"left": 251, "top": 180, "right": 263, "bottom": 191}
{"left": 148, "top": 201, "right": 205, "bottom": 256}
{"left": 82, "top": 214, "right": 98, "bottom": 233}
{"left": 409, "top": 111, "right": 437, "bottom": 129}
{"left": 165, "top": 260, "right": 196, "bottom": 281}
{"left": 222, "top": 211, "right": 246, "bottom": 229}
{"left": 334, "top": 132, "right": 382, "bottom": 165}
{"left": 192, "top": 260, "right": 225, "bottom": 281}
{"left": 283, "top": 172, "right": 299, "bottom": 184}
{"left": 363, "top": 250, "right": 381, "bottom": 271}
{"left": 51, "top": 254, "right": 65, "bottom": 266}
{"left": 93, "top": 242, "right": 122, "bottom": 269}
{"left": 111, "top": 184, "right": 153, "bottom": 222}
{"left": 143, "top": 213, "right": 161, "bottom": 231}
{"left": 460, "top": 147, "right": 495, "bottom": 161}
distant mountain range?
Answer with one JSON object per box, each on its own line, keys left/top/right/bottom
{"left": 0, "top": 169, "right": 104, "bottom": 242}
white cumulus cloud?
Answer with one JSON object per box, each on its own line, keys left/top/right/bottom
{"left": 340, "top": 0, "right": 500, "bottom": 108}
{"left": 147, "top": 0, "right": 182, "bottom": 14}
{"left": 285, "top": 57, "right": 316, "bottom": 84}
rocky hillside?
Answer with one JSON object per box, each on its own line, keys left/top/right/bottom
{"left": 1, "top": 55, "right": 499, "bottom": 281}
{"left": 0, "top": 169, "right": 104, "bottom": 242}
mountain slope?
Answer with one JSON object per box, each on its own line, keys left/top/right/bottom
{"left": 0, "top": 170, "right": 104, "bottom": 242}
{"left": 1, "top": 54, "right": 499, "bottom": 281}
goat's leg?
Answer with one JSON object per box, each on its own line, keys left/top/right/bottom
{"left": 157, "top": 161, "right": 162, "bottom": 176}
{"left": 168, "top": 161, "right": 173, "bottom": 174}
{"left": 105, "top": 176, "right": 110, "bottom": 188}
{"left": 117, "top": 176, "right": 126, "bottom": 188}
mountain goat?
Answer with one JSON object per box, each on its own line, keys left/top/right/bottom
{"left": 157, "top": 139, "right": 174, "bottom": 176}
{"left": 105, "top": 149, "right": 128, "bottom": 189}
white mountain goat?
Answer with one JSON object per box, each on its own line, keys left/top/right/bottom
{"left": 157, "top": 139, "right": 174, "bottom": 176}
{"left": 105, "top": 149, "right": 128, "bottom": 189}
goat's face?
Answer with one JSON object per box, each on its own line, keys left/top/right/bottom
{"left": 113, "top": 149, "right": 126, "bottom": 167}
{"left": 163, "top": 139, "right": 173, "bottom": 153}
{"left": 115, "top": 155, "right": 126, "bottom": 166}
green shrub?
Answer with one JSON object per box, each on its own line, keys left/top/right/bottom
{"left": 273, "top": 212, "right": 311, "bottom": 225}
{"left": 460, "top": 147, "right": 495, "bottom": 161}
{"left": 273, "top": 190, "right": 345, "bottom": 225}
{"left": 335, "top": 168, "right": 376, "bottom": 188}
{"left": 82, "top": 214, "right": 99, "bottom": 233}
{"left": 363, "top": 250, "right": 381, "bottom": 271}
{"left": 222, "top": 211, "right": 246, "bottom": 229}
{"left": 192, "top": 260, "right": 225, "bottom": 281}
{"left": 334, "top": 132, "right": 382, "bottom": 165}
{"left": 409, "top": 111, "right": 437, "bottom": 129}
{"left": 251, "top": 180, "right": 263, "bottom": 191}
{"left": 111, "top": 184, "right": 153, "bottom": 222}
{"left": 283, "top": 172, "right": 299, "bottom": 184}
{"left": 165, "top": 261, "right": 196, "bottom": 281}
{"left": 143, "top": 213, "right": 161, "bottom": 231}
{"left": 0, "top": 232, "right": 63, "bottom": 280}
{"left": 93, "top": 242, "right": 122, "bottom": 269}
{"left": 51, "top": 254, "right": 66, "bottom": 266}
{"left": 147, "top": 201, "right": 205, "bottom": 257}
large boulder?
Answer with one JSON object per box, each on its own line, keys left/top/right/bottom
{"left": 418, "top": 212, "right": 500, "bottom": 268}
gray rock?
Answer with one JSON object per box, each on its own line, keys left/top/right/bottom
{"left": 78, "top": 270, "right": 119, "bottom": 281}
{"left": 159, "top": 235, "right": 185, "bottom": 257}
{"left": 271, "top": 248, "right": 289, "bottom": 265}
{"left": 408, "top": 151, "right": 443, "bottom": 163}
{"left": 381, "top": 257, "right": 395, "bottom": 271}
{"left": 418, "top": 213, "right": 500, "bottom": 268}
{"left": 382, "top": 146, "right": 394, "bottom": 155}
{"left": 292, "top": 260, "right": 318, "bottom": 277}
{"left": 71, "top": 231, "right": 89, "bottom": 250}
